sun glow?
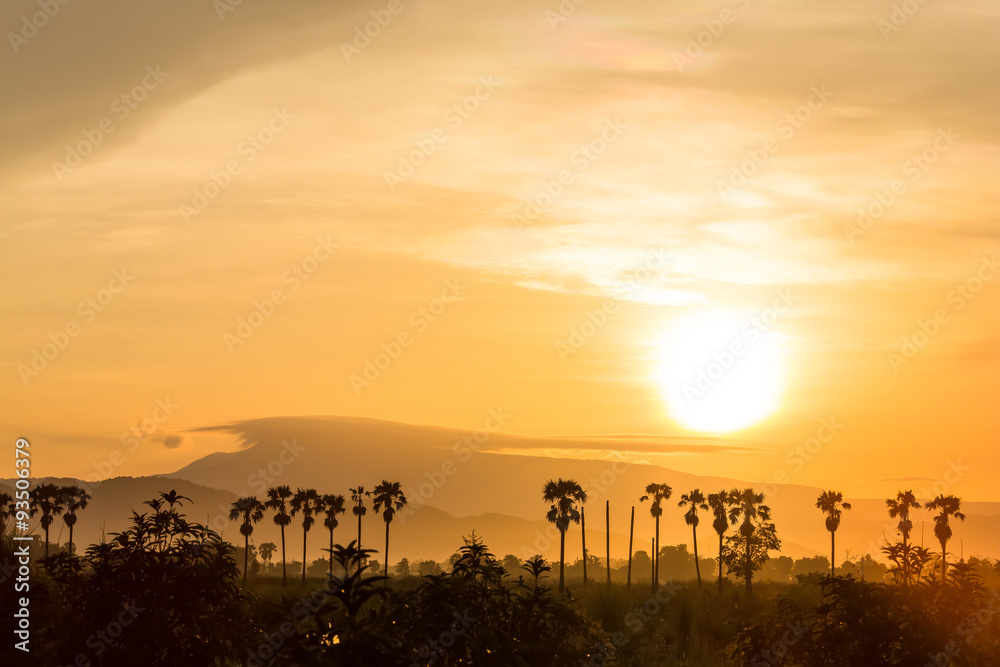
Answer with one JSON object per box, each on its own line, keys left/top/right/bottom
{"left": 655, "top": 309, "right": 786, "bottom": 434}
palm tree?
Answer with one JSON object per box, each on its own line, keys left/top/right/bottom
{"left": 925, "top": 494, "right": 966, "bottom": 582}
{"left": 59, "top": 485, "right": 91, "bottom": 556}
{"left": 542, "top": 478, "right": 587, "bottom": 595}
{"left": 886, "top": 490, "right": 921, "bottom": 586}
{"left": 320, "top": 494, "right": 346, "bottom": 575}
{"left": 264, "top": 485, "right": 293, "bottom": 586}
{"left": 728, "top": 488, "right": 771, "bottom": 595}
{"left": 29, "top": 483, "right": 66, "bottom": 559}
{"left": 678, "top": 489, "right": 709, "bottom": 587}
{"left": 370, "top": 481, "right": 408, "bottom": 576}
{"left": 290, "top": 488, "right": 321, "bottom": 586}
{"left": 350, "top": 486, "right": 368, "bottom": 549}
{"left": 707, "top": 491, "right": 733, "bottom": 593}
{"left": 639, "top": 483, "right": 672, "bottom": 591}
{"left": 229, "top": 496, "right": 265, "bottom": 583}
{"left": 259, "top": 542, "right": 277, "bottom": 572}
{"left": 816, "top": 490, "right": 852, "bottom": 577}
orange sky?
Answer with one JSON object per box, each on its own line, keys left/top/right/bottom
{"left": 1, "top": 0, "right": 998, "bottom": 500}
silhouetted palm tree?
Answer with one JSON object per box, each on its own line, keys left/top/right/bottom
{"left": 886, "top": 490, "right": 921, "bottom": 587}
{"left": 264, "top": 485, "right": 293, "bottom": 586}
{"left": 259, "top": 542, "right": 277, "bottom": 572}
{"left": 370, "top": 481, "right": 407, "bottom": 576}
{"left": 543, "top": 478, "right": 587, "bottom": 595}
{"left": 29, "top": 483, "right": 65, "bottom": 559}
{"left": 290, "top": 488, "right": 321, "bottom": 586}
{"left": 350, "top": 486, "right": 368, "bottom": 550}
{"left": 926, "top": 494, "right": 966, "bottom": 582}
{"left": 707, "top": 491, "right": 733, "bottom": 593}
{"left": 728, "top": 488, "right": 771, "bottom": 595}
{"left": 679, "top": 489, "right": 708, "bottom": 587}
{"left": 229, "top": 496, "right": 265, "bottom": 583}
{"left": 60, "top": 485, "right": 91, "bottom": 556}
{"left": 320, "top": 494, "right": 346, "bottom": 575}
{"left": 158, "top": 489, "right": 191, "bottom": 510}
{"left": 816, "top": 490, "right": 851, "bottom": 576}
{"left": 639, "top": 483, "right": 672, "bottom": 591}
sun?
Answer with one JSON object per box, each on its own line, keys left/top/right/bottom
{"left": 654, "top": 309, "right": 787, "bottom": 434}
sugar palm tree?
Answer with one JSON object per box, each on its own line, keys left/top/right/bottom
{"left": 350, "top": 486, "right": 368, "bottom": 549}
{"left": 639, "top": 483, "right": 672, "bottom": 591}
{"left": 60, "top": 485, "right": 91, "bottom": 556}
{"left": 29, "top": 483, "right": 66, "bottom": 559}
{"left": 320, "top": 494, "right": 346, "bottom": 575}
{"left": 886, "top": 490, "right": 921, "bottom": 587}
{"left": 707, "top": 491, "right": 733, "bottom": 593}
{"left": 543, "top": 478, "right": 587, "bottom": 595}
{"left": 370, "top": 481, "right": 407, "bottom": 576}
{"left": 229, "top": 496, "right": 265, "bottom": 583}
{"left": 290, "top": 488, "right": 321, "bottom": 586}
{"left": 678, "top": 489, "right": 709, "bottom": 587}
{"left": 264, "top": 485, "right": 293, "bottom": 586}
{"left": 816, "top": 490, "right": 852, "bottom": 576}
{"left": 926, "top": 494, "right": 966, "bottom": 583}
{"left": 259, "top": 542, "right": 277, "bottom": 572}
{"left": 728, "top": 488, "right": 771, "bottom": 595}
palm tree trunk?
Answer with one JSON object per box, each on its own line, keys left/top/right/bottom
{"left": 558, "top": 530, "right": 566, "bottom": 595}
{"left": 941, "top": 539, "right": 947, "bottom": 583}
{"left": 357, "top": 513, "right": 362, "bottom": 548}
{"left": 384, "top": 521, "right": 390, "bottom": 576}
{"left": 244, "top": 531, "right": 250, "bottom": 583}
{"left": 605, "top": 500, "right": 611, "bottom": 586}
{"left": 745, "top": 536, "right": 752, "bottom": 595}
{"left": 301, "top": 527, "right": 308, "bottom": 586}
{"left": 581, "top": 506, "right": 587, "bottom": 588}
{"left": 44, "top": 524, "right": 50, "bottom": 559}
{"left": 69, "top": 523, "right": 74, "bottom": 557}
{"left": 830, "top": 530, "right": 836, "bottom": 577}
{"left": 280, "top": 525, "right": 287, "bottom": 587}
{"left": 626, "top": 506, "right": 634, "bottom": 589}
{"left": 692, "top": 525, "right": 701, "bottom": 587}
{"left": 718, "top": 533, "right": 724, "bottom": 594}
{"left": 902, "top": 533, "right": 909, "bottom": 587}
{"left": 329, "top": 528, "right": 334, "bottom": 576}
{"left": 654, "top": 516, "right": 660, "bottom": 592}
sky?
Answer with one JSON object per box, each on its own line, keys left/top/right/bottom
{"left": 1, "top": 0, "right": 997, "bottom": 500}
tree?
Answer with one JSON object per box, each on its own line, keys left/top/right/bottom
{"left": 351, "top": 486, "right": 368, "bottom": 550}
{"left": 0, "top": 492, "right": 14, "bottom": 539}
{"left": 259, "top": 541, "right": 277, "bottom": 572}
{"left": 264, "top": 485, "right": 293, "bottom": 586}
{"left": 816, "top": 490, "right": 852, "bottom": 577}
{"left": 370, "top": 481, "right": 407, "bottom": 577}
{"left": 29, "top": 482, "right": 66, "bottom": 559}
{"left": 542, "top": 478, "right": 587, "bottom": 595}
{"left": 678, "top": 489, "right": 708, "bottom": 587}
{"left": 395, "top": 557, "right": 411, "bottom": 577}
{"left": 639, "top": 482, "right": 671, "bottom": 591}
{"left": 59, "top": 485, "right": 90, "bottom": 556}
{"left": 290, "top": 488, "right": 321, "bottom": 586}
{"left": 925, "top": 494, "right": 966, "bottom": 582}
{"left": 886, "top": 490, "right": 921, "bottom": 587}
{"left": 229, "top": 496, "right": 265, "bottom": 583}
{"left": 727, "top": 488, "right": 779, "bottom": 595}
{"left": 707, "top": 491, "right": 734, "bottom": 593}
{"left": 320, "top": 494, "right": 346, "bottom": 576}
